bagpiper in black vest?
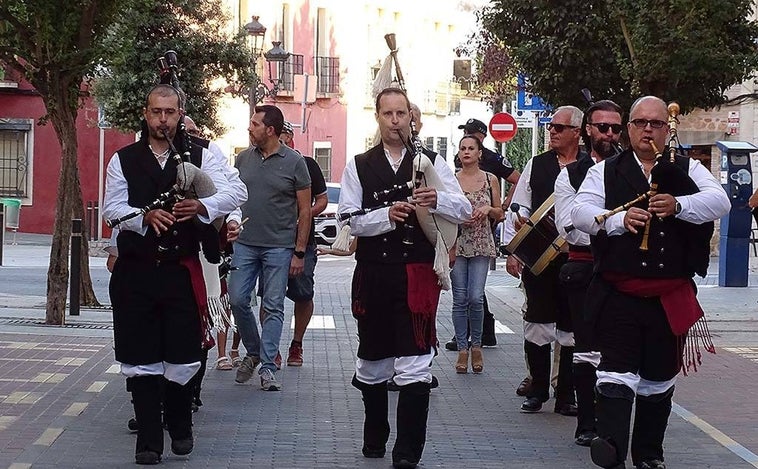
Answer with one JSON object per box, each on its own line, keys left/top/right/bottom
{"left": 592, "top": 149, "right": 713, "bottom": 278}
{"left": 353, "top": 144, "right": 437, "bottom": 264}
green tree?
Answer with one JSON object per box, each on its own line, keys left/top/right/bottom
{"left": 483, "top": 0, "right": 758, "bottom": 113}
{"left": 93, "top": 0, "right": 254, "bottom": 136}
{"left": 0, "top": 0, "right": 140, "bottom": 324}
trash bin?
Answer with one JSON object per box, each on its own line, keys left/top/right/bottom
{"left": 0, "top": 198, "right": 21, "bottom": 244}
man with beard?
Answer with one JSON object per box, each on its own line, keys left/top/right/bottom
{"left": 503, "top": 105, "right": 585, "bottom": 415}
{"left": 104, "top": 84, "right": 246, "bottom": 464}
{"left": 554, "top": 100, "right": 623, "bottom": 446}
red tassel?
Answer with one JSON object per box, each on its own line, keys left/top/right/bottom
{"left": 679, "top": 315, "right": 716, "bottom": 375}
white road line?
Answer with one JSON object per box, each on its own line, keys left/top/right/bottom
{"left": 33, "top": 428, "right": 63, "bottom": 446}
{"left": 494, "top": 320, "right": 514, "bottom": 334}
{"left": 30, "top": 373, "right": 68, "bottom": 383}
{"left": 106, "top": 364, "right": 120, "bottom": 374}
{"left": 85, "top": 381, "right": 108, "bottom": 393}
{"left": 673, "top": 402, "right": 758, "bottom": 467}
{"left": 63, "top": 402, "right": 88, "bottom": 417}
{"left": 291, "top": 315, "right": 335, "bottom": 329}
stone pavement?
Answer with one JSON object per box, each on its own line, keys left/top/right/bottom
{"left": 0, "top": 235, "right": 756, "bottom": 468}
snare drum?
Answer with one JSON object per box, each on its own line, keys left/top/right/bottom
{"left": 505, "top": 194, "right": 566, "bottom": 276}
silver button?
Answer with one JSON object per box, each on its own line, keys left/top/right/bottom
{"left": 641, "top": 261, "right": 648, "bottom": 267}
{"left": 658, "top": 263, "right": 664, "bottom": 269}
{"left": 382, "top": 252, "right": 387, "bottom": 257}
{"left": 382, "top": 237, "right": 388, "bottom": 242}
{"left": 659, "top": 231, "right": 665, "bottom": 237}
{"left": 172, "top": 230, "right": 178, "bottom": 236}
{"left": 403, "top": 252, "right": 408, "bottom": 257}
{"left": 660, "top": 247, "right": 665, "bottom": 253}
{"left": 174, "top": 245, "right": 179, "bottom": 250}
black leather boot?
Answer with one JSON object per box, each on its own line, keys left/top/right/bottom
{"left": 129, "top": 376, "right": 164, "bottom": 464}
{"left": 162, "top": 378, "right": 194, "bottom": 456}
{"left": 573, "top": 361, "right": 598, "bottom": 445}
{"left": 521, "top": 340, "right": 551, "bottom": 412}
{"left": 392, "top": 381, "right": 431, "bottom": 469}
{"left": 481, "top": 295, "right": 497, "bottom": 346}
{"left": 631, "top": 387, "right": 674, "bottom": 468}
{"left": 352, "top": 375, "right": 390, "bottom": 458}
{"left": 591, "top": 383, "right": 634, "bottom": 468}
{"left": 554, "top": 345, "right": 576, "bottom": 415}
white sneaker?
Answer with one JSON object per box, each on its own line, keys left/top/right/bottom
{"left": 260, "top": 368, "right": 281, "bottom": 391}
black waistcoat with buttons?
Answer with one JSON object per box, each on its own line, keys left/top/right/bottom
{"left": 115, "top": 139, "right": 205, "bottom": 262}
{"left": 594, "top": 149, "right": 713, "bottom": 278}
{"left": 530, "top": 148, "right": 588, "bottom": 210}
{"left": 354, "top": 144, "right": 436, "bottom": 264}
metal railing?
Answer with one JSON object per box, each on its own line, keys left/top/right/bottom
{"left": 280, "top": 54, "right": 304, "bottom": 92}
{"left": 315, "top": 56, "right": 339, "bottom": 94}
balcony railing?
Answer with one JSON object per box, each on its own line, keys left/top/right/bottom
{"left": 280, "top": 54, "right": 304, "bottom": 93}
{"left": 315, "top": 56, "right": 339, "bottom": 94}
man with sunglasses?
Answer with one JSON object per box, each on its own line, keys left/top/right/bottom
{"left": 503, "top": 105, "right": 586, "bottom": 415}
{"left": 571, "top": 96, "right": 729, "bottom": 469}
{"left": 554, "top": 100, "right": 623, "bottom": 447}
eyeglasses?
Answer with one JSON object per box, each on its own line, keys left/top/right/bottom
{"left": 588, "top": 122, "right": 624, "bottom": 134}
{"left": 546, "top": 123, "right": 579, "bottom": 133}
{"left": 629, "top": 119, "right": 667, "bottom": 129}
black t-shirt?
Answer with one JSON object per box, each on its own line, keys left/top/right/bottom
{"left": 304, "top": 156, "right": 327, "bottom": 246}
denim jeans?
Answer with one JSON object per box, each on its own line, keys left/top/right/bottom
{"left": 228, "top": 243, "right": 293, "bottom": 373}
{"left": 451, "top": 255, "right": 490, "bottom": 349}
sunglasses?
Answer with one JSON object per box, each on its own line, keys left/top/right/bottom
{"left": 546, "top": 123, "right": 579, "bottom": 133}
{"left": 588, "top": 122, "right": 624, "bottom": 134}
{"left": 630, "top": 119, "right": 667, "bottom": 129}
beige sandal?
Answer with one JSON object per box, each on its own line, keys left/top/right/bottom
{"left": 216, "top": 356, "right": 233, "bottom": 370}
{"left": 229, "top": 349, "right": 242, "bottom": 367}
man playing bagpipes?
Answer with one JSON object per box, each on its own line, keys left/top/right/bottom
{"left": 103, "top": 84, "right": 247, "bottom": 465}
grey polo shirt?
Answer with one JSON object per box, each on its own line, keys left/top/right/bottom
{"left": 235, "top": 144, "right": 311, "bottom": 248}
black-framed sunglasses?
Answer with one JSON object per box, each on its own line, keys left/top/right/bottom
{"left": 588, "top": 122, "right": 624, "bottom": 134}
{"left": 546, "top": 123, "right": 578, "bottom": 133}
{"left": 630, "top": 119, "right": 667, "bottom": 129}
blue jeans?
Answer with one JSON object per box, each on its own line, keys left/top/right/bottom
{"left": 228, "top": 243, "right": 293, "bottom": 373}
{"left": 451, "top": 256, "right": 490, "bottom": 349}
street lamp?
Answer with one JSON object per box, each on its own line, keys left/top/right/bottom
{"left": 243, "top": 16, "right": 291, "bottom": 118}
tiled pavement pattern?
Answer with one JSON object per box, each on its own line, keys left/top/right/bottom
{"left": 0, "top": 255, "right": 756, "bottom": 467}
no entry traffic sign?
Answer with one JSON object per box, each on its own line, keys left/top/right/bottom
{"left": 489, "top": 112, "right": 518, "bottom": 143}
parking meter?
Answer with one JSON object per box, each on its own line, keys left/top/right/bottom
{"left": 715, "top": 141, "right": 757, "bottom": 286}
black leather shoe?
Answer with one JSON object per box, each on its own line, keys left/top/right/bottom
{"left": 555, "top": 402, "right": 578, "bottom": 416}
{"left": 520, "top": 397, "right": 543, "bottom": 413}
{"left": 591, "top": 436, "right": 622, "bottom": 468}
{"left": 392, "top": 458, "right": 418, "bottom": 469}
{"left": 574, "top": 431, "right": 597, "bottom": 447}
{"left": 444, "top": 338, "right": 458, "bottom": 351}
{"left": 362, "top": 444, "right": 386, "bottom": 458}
{"left": 430, "top": 375, "right": 439, "bottom": 389}
{"left": 171, "top": 436, "right": 194, "bottom": 456}
{"left": 135, "top": 450, "right": 161, "bottom": 465}
{"left": 637, "top": 460, "right": 665, "bottom": 469}
{"left": 515, "top": 377, "right": 532, "bottom": 396}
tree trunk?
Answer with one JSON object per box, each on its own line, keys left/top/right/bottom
{"left": 72, "top": 184, "right": 100, "bottom": 307}
{"left": 44, "top": 78, "right": 100, "bottom": 323}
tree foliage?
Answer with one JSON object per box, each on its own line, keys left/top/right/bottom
{"left": 483, "top": 0, "right": 758, "bottom": 113}
{"left": 456, "top": 26, "right": 517, "bottom": 110}
{"left": 93, "top": 0, "right": 254, "bottom": 137}
{"left": 0, "top": 0, "right": 139, "bottom": 323}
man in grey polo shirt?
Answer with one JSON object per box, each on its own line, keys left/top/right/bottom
{"left": 227, "top": 105, "right": 312, "bottom": 391}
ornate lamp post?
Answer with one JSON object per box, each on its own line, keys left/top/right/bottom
{"left": 243, "top": 16, "right": 291, "bottom": 119}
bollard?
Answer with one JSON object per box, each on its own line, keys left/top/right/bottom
{"left": 70, "top": 219, "right": 82, "bottom": 316}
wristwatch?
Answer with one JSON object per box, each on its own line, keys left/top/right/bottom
{"left": 674, "top": 201, "right": 682, "bottom": 215}
{"left": 293, "top": 250, "right": 306, "bottom": 259}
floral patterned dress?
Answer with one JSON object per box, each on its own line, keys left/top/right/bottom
{"left": 455, "top": 177, "right": 497, "bottom": 258}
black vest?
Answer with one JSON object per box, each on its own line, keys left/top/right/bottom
{"left": 593, "top": 149, "right": 713, "bottom": 278}
{"left": 354, "top": 145, "right": 436, "bottom": 263}
{"left": 529, "top": 148, "right": 588, "bottom": 210}
{"left": 116, "top": 139, "right": 209, "bottom": 262}
{"left": 566, "top": 152, "right": 595, "bottom": 191}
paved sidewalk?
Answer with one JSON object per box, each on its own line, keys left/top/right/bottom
{"left": 0, "top": 235, "right": 756, "bottom": 468}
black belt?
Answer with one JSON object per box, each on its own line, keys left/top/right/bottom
{"left": 568, "top": 244, "right": 591, "bottom": 253}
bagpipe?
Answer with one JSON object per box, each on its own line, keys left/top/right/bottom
{"left": 336, "top": 33, "right": 458, "bottom": 289}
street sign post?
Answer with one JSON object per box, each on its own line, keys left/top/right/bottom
{"left": 489, "top": 112, "right": 518, "bottom": 143}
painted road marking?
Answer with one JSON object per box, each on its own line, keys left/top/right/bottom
{"left": 63, "top": 402, "right": 88, "bottom": 417}
{"left": 86, "top": 381, "right": 108, "bottom": 393}
{"left": 106, "top": 364, "right": 120, "bottom": 374}
{"left": 494, "top": 320, "right": 514, "bottom": 334}
{"left": 292, "top": 315, "right": 335, "bottom": 329}
{"left": 673, "top": 403, "right": 758, "bottom": 467}
{"left": 55, "top": 357, "right": 88, "bottom": 366}
{"left": 8, "top": 464, "right": 32, "bottom": 469}
{"left": 33, "top": 427, "right": 63, "bottom": 446}
{"left": 0, "top": 416, "right": 18, "bottom": 431}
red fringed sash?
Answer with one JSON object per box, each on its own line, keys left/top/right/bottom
{"left": 603, "top": 272, "right": 715, "bottom": 374}
{"left": 180, "top": 256, "right": 216, "bottom": 350}
{"left": 406, "top": 263, "right": 441, "bottom": 350}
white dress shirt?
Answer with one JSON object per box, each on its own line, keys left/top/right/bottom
{"left": 570, "top": 154, "right": 730, "bottom": 237}
{"left": 555, "top": 167, "right": 591, "bottom": 246}
{"left": 339, "top": 147, "right": 471, "bottom": 236}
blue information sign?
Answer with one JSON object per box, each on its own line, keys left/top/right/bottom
{"left": 517, "top": 74, "right": 550, "bottom": 112}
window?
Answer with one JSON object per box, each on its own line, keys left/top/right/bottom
{"left": 437, "top": 137, "right": 448, "bottom": 160}
{"left": 0, "top": 119, "right": 32, "bottom": 198}
{"left": 313, "top": 142, "right": 332, "bottom": 181}
{"left": 315, "top": 8, "right": 339, "bottom": 94}
{"left": 425, "top": 137, "right": 435, "bottom": 151}
{"left": 281, "top": 54, "right": 304, "bottom": 92}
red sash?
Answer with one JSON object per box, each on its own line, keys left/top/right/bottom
{"left": 180, "top": 256, "right": 216, "bottom": 350}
